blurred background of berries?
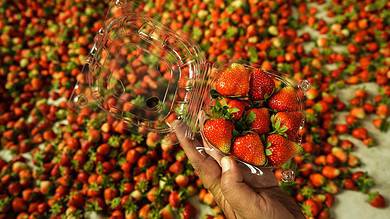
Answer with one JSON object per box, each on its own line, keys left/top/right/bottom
{"left": 0, "top": 0, "right": 389, "bottom": 218}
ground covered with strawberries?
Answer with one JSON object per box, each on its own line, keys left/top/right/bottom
{"left": 0, "top": 0, "right": 389, "bottom": 219}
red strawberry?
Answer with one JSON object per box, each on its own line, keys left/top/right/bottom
{"left": 250, "top": 69, "right": 275, "bottom": 100}
{"left": 104, "top": 187, "right": 118, "bottom": 202}
{"left": 203, "top": 118, "right": 234, "bottom": 154}
{"left": 302, "top": 199, "right": 320, "bottom": 217}
{"left": 181, "top": 202, "right": 197, "bottom": 219}
{"left": 139, "top": 204, "right": 150, "bottom": 218}
{"left": 169, "top": 161, "right": 183, "bottom": 174}
{"left": 322, "top": 166, "right": 340, "bottom": 179}
{"left": 266, "top": 134, "right": 302, "bottom": 167}
{"left": 226, "top": 98, "right": 247, "bottom": 120}
{"left": 271, "top": 111, "right": 303, "bottom": 141}
{"left": 12, "top": 197, "right": 27, "bottom": 212}
{"left": 160, "top": 205, "right": 174, "bottom": 219}
{"left": 368, "top": 192, "right": 386, "bottom": 208}
{"left": 175, "top": 174, "right": 189, "bottom": 187}
{"left": 309, "top": 173, "right": 326, "bottom": 187}
{"left": 146, "top": 187, "right": 158, "bottom": 202}
{"left": 68, "top": 193, "right": 84, "bottom": 208}
{"left": 247, "top": 108, "right": 270, "bottom": 135}
{"left": 169, "top": 191, "right": 181, "bottom": 208}
{"left": 232, "top": 133, "right": 266, "bottom": 166}
{"left": 215, "top": 63, "right": 250, "bottom": 97}
{"left": 268, "top": 87, "right": 300, "bottom": 111}
{"left": 343, "top": 178, "right": 357, "bottom": 190}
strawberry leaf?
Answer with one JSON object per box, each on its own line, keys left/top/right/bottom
{"left": 227, "top": 107, "right": 240, "bottom": 114}
{"left": 219, "top": 98, "right": 228, "bottom": 106}
{"left": 260, "top": 134, "right": 266, "bottom": 143}
{"left": 265, "top": 149, "right": 272, "bottom": 156}
{"left": 210, "top": 89, "right": 221, "bottom": 98}
{"left": 246, "top": 111, "right": 256, "bottom": 123}
{"left": 232, "top": 129, "right": 240, "bottom": 138}
{"left": 279, "top": 125, "right": 288, "bottom": 133}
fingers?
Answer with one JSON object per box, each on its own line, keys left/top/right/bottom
{"left": 219, "top": 156, "right": 263, "bottom": 215}
{"left": 173, "top": 120, "right": 221, "bottom": 188}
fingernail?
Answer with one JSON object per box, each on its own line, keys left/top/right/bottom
{"left": 221, "top": 157, "right": 231, "bottom": 173}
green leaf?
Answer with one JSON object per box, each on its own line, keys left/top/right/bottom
{"left": 232, "top": 129, "right": 240, "bottom": 138}
{"left": 265, "top": 149, "right": 272, "bottom": 156}
{"left": 226, "top": 26, "right": 238, "bottom": 38}
{"left": 130, "top": 134, "right": 144, "bottom": 143}
{"left": 110, "top": 197, "right": 121, "bottom": 209}
{"left": 227, "top": 107, "right": 240, "bottom": 114}
{"left": 246, "top": 111, "right": 256, "bottom": 123}
{"left": 108, "top": 135, "right": 121, "bottom": 148}
{"left": 131, "top": 95, "right": 146, "bottom": 108}
{"left": 248, "top": 46, "right": 258, "bottom": 63}
{"left": 192, "top": 27, "right": 203, "bottom": 41}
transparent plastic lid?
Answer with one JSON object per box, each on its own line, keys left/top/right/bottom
{"left": 69, "top": 1, "right": 310, "bottom": 179}
{"left": 69, "top": 1, "right": 211, "bottom": 133}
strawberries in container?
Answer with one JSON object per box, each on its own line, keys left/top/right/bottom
{"left": 200, "top": 63, "right": 308, "bottom": 170}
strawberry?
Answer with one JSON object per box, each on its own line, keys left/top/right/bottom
{"left": 203, "top": 118, "right": 234, "bottom": 154}
{"left": 321, "top": 166, "right": 340, "bottom": 179}
{"left": 302, "top": 199, "right": 320, "bottom": 217}
{"left": 232, "top": 133, "right": 266, "bottom": 166}
{"left": 126, "top": 149, "right": 140, "bottom": 164}
{"left": 352, "top": 127, "right": 368, "bottom": 140}
{"left": 318, "top": 208, "right": 330, "bottom": 219}
{"left": 8, "top": 182, "right": 21, "bottom": 196}
{"left": 181, "top": 202, "right": 197, "bottom": 219}
{"left": 103, "top": 187, "right": 118, "bottom": 203}
{"left": 146, "top": 187, "right": 158, "bottom": 202}
{"left": 160, "top": 205, "right": 175, "bottom": 219}
{"left": 175, "top": 174, "right": 189, "bottom": 187}
{"left": 266, "top": 134, "right": 302, "bottom": 167}
{"left": 368, "top": 192, "right": 386, "bottom": 208}
{"left": 215, "top": 63, "right": 250, "bottom": 97}
{"left": 138, "top": 204, "right": 150, "bottom": 218}
{"left": 271, "top": 111, "right": 303, "bottom": 141}
{"left": 12, "top": 197, "right": 27, "bottom": 212}
{"left": 226, "top": 98, "right": 247, "bottom": 120}
{"left": 343, "top": 178, "right": 357, "bottom": 190}
{"left": 169, "top": 161, "right": 184, "bottom": 174}
{"left": 325, "top": 193, "right": 334, "bottom": 208}
{"left": 309, "top": 173, "right": 326, "bottom": 187}
{"left": 249, "top": 69, "right": 275, "bottom": 100}
{"left": 169, "top": 191, "right": 181, "bottom": 208}
{"left": 68, "top": 193, "right": 84, "bottom": 208}
{"left": 268, "top": 87, "right": 300, "bottom": 111}
{"left": 247, "top": 108, "right": 270, "bottom": 135}
{"left": 214, "top": 98, "right": 247, "bottom": 120}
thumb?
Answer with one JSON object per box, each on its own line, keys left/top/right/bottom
{"left": 220, "top": 156, "right": 261, "bottom": 214}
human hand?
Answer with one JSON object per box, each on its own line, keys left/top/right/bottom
{"left": 173, "top": 121, "right": 304, "bottom": 219}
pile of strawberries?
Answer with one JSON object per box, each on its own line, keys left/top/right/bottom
{"left": 0, "top": 0, "right": 389, "bottom": 219}
{"left": 203, "top": 64, "right": 304, "bottom": 167}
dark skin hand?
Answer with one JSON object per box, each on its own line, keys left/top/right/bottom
{"left": 173, "top": 121, "right": 305, "bottom": 219}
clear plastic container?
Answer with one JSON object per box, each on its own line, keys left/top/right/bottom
{"left": 69, "top": 0, "right": 310, "bottom": 181}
